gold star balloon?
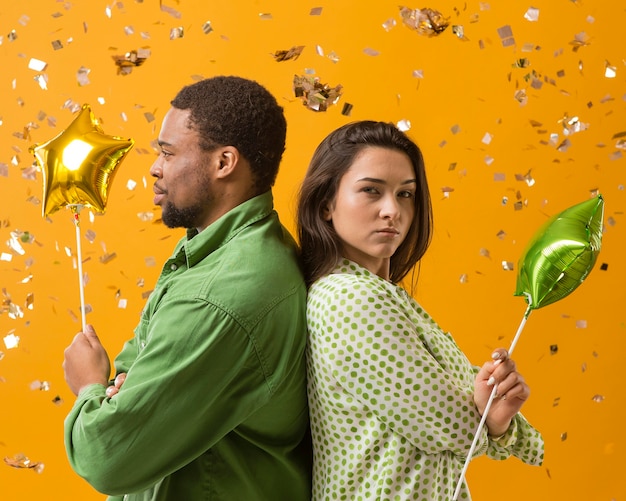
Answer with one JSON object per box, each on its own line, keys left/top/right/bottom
{"left": 29, "top": 103, "right": 134, "bottom": 217}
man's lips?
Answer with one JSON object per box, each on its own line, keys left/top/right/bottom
{"left": 153, "top": 185, "right": 165, "bottom": 205}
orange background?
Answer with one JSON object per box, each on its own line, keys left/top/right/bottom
{"left": 0, "top": 1, "right": 624, "bottom": 500}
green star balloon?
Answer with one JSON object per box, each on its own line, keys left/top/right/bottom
{"left": 514, "top": 194, "right": 604, "bottom": 310}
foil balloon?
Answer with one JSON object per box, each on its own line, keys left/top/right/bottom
{"left": 514, "top": 194, "right": 604, "bottom": 310}
{"left": 29, "top": 103, "right": 134, "bottom": 217}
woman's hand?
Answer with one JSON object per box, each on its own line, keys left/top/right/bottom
{"left": 474, "top": 348, "right": 530, "bottom": 438}
{"left": 106, "top": 372, "right": 127, "bottom": 398}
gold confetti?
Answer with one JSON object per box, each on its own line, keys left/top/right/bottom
{"left": 202, "top": 21, "right": 213, "bottom": 34}
{"left": 382, "top": 18, "right": 396, "bottom": 31}
{"left": 272, "top": 46, "right": 305, "bottom": 62}
{"left": 4, "top": 454, "right": 44, "bottom": 473}
{"left": 112, "top": 48, "right": 150, "bottom": 75}
{"left": 399, "top": 6, "right": 450, "bottom": 36}
{"left": 169, "top": 27, "right": 184, "bottom": 40}
{"left": 397, "top": 119, "right": 411, "bottom": 131}
{"left": 497, "top": 25, "right": 515, "bottom": 46}
{"left": 524, "top": 7, "right": 539, "bottom": 22}
{"left": 3, "top": 333, "right": 20, "bottom": 349}
{"left": 28, "top": 58, "right": 47, "bottom": 71}
{"left": 591, "top": 394, "right": 605, "bottom": 403}
{"left": 293, "top": 75, "right": 343, "bottom": 112}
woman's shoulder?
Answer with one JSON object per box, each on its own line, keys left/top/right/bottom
{"left": 308, "top": 261, "right": 401, "bottom": 305}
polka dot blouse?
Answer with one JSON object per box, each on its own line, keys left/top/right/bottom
{"left": 306, "top": 260, "right": 544, "bottom": 501}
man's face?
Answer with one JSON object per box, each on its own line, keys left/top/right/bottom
{"left": 150, "top": 107, "right": 217, "bottom": 230}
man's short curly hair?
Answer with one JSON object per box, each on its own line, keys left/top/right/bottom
{"left": 171, "top": 76, "right": 287, "bottom": 194}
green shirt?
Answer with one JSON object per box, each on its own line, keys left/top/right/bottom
{"left": 65, "top": 192, "right": 312, "bottom": 500}
{"left": 306, "top": 260, "right": 543, "bottom": 501}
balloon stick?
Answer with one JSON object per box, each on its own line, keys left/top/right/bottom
{"left": 70, "top": 205, "right": 87, "bottom": 332}
{"left": 452, "top": 303, "right": 532, "bottom": 501}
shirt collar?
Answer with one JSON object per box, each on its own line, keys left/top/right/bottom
{"left": 173, "top": 191, "right": 275, "bottom": 268}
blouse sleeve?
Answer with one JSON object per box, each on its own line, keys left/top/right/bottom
{"left": 307, "top": 274, "right": 490, "bottom": 459}
{"left": 486, "top": 412, "right": 544, "bottom": 465}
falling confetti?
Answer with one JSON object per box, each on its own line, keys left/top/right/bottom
{"left": 399, "top": 6, "right": 450, "bottom": 36}
{"left": 293, "top": 75, "right": 343, "bottom": 112}
{"left": 272, "top": 46, "right": 305, "bottom": 62}
{"left": 112, "top": 49, "right": 151, "bottom": 75}
{"left": 4, "top": 454, "right": 44, "bottom": 473}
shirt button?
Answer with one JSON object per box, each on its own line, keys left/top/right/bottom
{"left": 170, "top": 263, "right": 178, "bottom": 271}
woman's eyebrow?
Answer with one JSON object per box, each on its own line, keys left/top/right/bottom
{"left": 356, "top": 177, "right": 417, "bottom": 185}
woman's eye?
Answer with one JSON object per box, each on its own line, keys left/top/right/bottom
{"left": 362, "top": 187, "right": 379, "bottom": 194}
{"left": 398, "top": 191, "right": 415, "bottom": 199}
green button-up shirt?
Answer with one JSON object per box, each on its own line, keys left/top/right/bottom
{"left": 65, "top": 192, "right": 311, "bottom": 500}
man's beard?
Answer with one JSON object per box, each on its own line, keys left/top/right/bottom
{"left": 161, "top": 201, "right": 203, "bottom": 229}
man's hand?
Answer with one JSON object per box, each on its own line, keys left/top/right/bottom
{"left": 63, "top": 324, "right": 111, "bottom": 396}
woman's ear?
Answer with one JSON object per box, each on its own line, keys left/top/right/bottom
{"left": 322, "top": 204, "right": 332, "bottom": 222}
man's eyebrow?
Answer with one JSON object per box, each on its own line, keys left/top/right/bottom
{"left": 356, "top": 177, "right": 417, "bottom": 185}
{"left": 157, "top": 140, "right": 172, "bottom": 148}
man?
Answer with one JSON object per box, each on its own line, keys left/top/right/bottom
{"left": 63, "top": 76, "right": 311, "bottom": 500}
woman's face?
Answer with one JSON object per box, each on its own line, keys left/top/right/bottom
{"left": 325, "top": 146, "right": 416, "bottom": 280}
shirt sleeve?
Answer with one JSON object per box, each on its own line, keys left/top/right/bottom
{"left": 64, "top": 296, "right": 272, "bottom": 496}
{"left": 487, "top": 412, "right": 544, "bottom": 465}
{"left": 111, "top": 335, "right": 138, "bottom": 376}
{"left": 308, "top": 275, "right": 489, "bottom": 459}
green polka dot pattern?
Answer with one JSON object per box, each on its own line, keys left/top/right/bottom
{"left": 306, "top": 260, "right": 544, "bottom": 500}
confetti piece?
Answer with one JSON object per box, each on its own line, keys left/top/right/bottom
{"left": 497, "top": 25, "right": 515, "bottom": 47}
{"left": 550, "top": 344, "right": 558, "bottom": 354}
{"left": 502, "top": 261, "right": 514, "bottom": 271}
{"left": 4, "top": 454, "right": 44, "bottom": 473}
{"left": 397, "top": 119, "right": 411, "bottom": 131}
{"left": 363, "top": 47, "right": 380, "bottom": 56}
{"left": 170, "top": 27, "right": 184, "bottom": 40}
{"left": 604, "top": 61, "right": 617, "bottom": 78}
{"left": 310, "top": 7, "right": 323, "bottom": 15}
{"left": 202, "top": 21, "right": 213, "bottom": 34}
{"left": 591, "top": 394, "right": 604, "bottom": 403}
{"left": 28, "top": 58, "right": 47, "bottom": 71}
{"left": 382, "top": 18, "right": 396, "bottom": 31}
{"left": 272, "top": 46, "right": 305, "bottom": 62}
{"left": 452, "top": 25, "right": 468, "bottom": 41}
{"left": 112, "top": 48, "right": 150, "bottom": 75}
{"left": 399, "top": 6, "right": 450, "bottom": 37}
{"left": 293, "top": 75, "right": 343, "bottom": 112}
{"left": 524, "top": 7, "right": 539, "bottom": 22}
{"left": 3, "top": 333, "right": 20, "bottom": 349}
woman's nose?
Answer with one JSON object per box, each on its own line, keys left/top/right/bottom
{"left": 379, "top": 196, "right": 399, "bottom": 219}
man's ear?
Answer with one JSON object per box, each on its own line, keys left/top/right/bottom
{"left": 215, "top": 146, "right": 240, "bottom": 179}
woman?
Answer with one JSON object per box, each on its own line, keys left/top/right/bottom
{"left": 297, "top": 121, "right": 543, "bottom": 500}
